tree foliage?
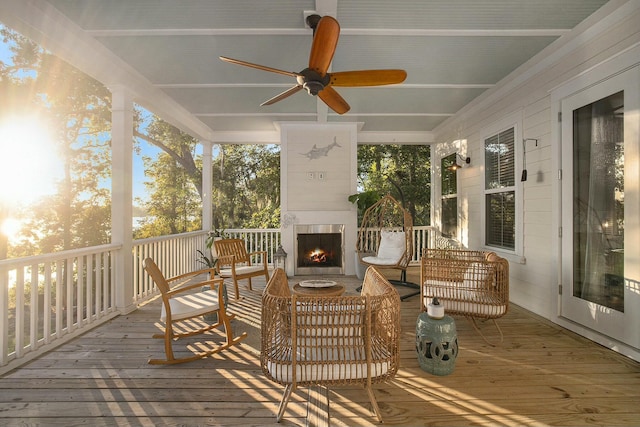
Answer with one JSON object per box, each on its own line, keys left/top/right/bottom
{"left": 356, "top": 145, "right": 431, "bottom": 226}
{"left": 211, "top": 144, "right": 280, "bottom": 230}
{"left": 133, "top": 119, "right": 202, "bottom": 238}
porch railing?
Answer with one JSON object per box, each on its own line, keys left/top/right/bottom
{"left": 131, "top": 229, "right": 281, "bottom": 303}
{"left": 133, "top": 230, "right": 209, "bottom": 303}
{"left": 1, "top": 226, "right": 438, "bottom": 372}
{"left": 0, "top": 244, "right": 121, "bottom": 371}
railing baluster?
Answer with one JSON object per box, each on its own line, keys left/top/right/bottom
{"left": 44, "top": 263, "right": 51, "bottom": 345}
{"left": 30, "top": 264, "right": 38, "bottom": 351}
{"left": 15, "top": 267, "right": 24, "bottom": 358}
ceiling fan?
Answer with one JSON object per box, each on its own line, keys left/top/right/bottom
{"left": 219, "top": 14, "right": 407, "bottom": 115}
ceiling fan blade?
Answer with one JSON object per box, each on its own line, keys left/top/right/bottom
{"left": 329, "top": 69, "right": 407, "bottom": 87}
{"left": 318, "top": 86, "right": 350, "bottom": 115}
{"left": 260, "top": 85, "right": 303, "bottom": 106}
{"left": 308, "top": 16, "right": 340, "bottom": 76}
{"left": 219, "top": 56, "right": 300, "bottom": 78}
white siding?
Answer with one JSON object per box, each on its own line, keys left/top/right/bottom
{"left": 432, "top": 2, "right": 640, "bottom": 324}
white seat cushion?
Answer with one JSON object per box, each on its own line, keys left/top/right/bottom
{"left": 218, "top": 265, "right": 264, "bottom": 277}
{"left": 363, "top": 230, "right": 405, "bottom": 265}
{"left": 462, "top": 262, "right": 492, "bottom": 300}
{"left": 266, "top": 345, "right": 391, "bottom": 383}
{"left": 160, "top": 289, "right": 219, "bottom": 322}
{"left": 427, "top": 296, "right": 507, "bottom": 317}
{"left": 422, "top": 279, "right": 506, "bottom": 317}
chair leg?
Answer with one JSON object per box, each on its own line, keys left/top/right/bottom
{"left": 276, "top": 384, "right": 294, "bottom": 422}
{"left": 366, "top": 385, "right": 383, "bottom": 423}
{"left": 163, "top": 323, "right": 176, "bottom": 362}
{"left": 148, "top": 307, "right": 247, "bottom": 365}
{"left": 231, "top": 278, "right": 240, "bottom": 300}
{"left": 218, "top": 302, "right": 248, "bottom": 349}
{"left": 467, "top": 316, "right": 504, "bottom": 346}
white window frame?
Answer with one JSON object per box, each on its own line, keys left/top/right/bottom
{"left": 481, "top": 111, "right": 524, "bottom": 258}
{"left": 441, "top": 152, "right": 458, "bottom": 239}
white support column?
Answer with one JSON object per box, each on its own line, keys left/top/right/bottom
{"left": 201, "top": 140, "right": 213, "bottom": 232}
{"left": 110, "top": 86, "right": 136, "bottom": 314}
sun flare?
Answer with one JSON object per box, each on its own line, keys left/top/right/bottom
{"left": 0, "top": 115, "right": 61, "bottom": 205}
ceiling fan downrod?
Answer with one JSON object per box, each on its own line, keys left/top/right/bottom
{"left": 305, "top": 14, "right": 322, "bottom": 34}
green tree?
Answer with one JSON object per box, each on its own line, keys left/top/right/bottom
{"left": 134, "top": 121, "right": 201, "bottom": 238}
{"left": 134, "top": 116, "right": 202, "bottom": 199}
{"left": 357, "top": 145, "right": 431, "bottom": 226}
{"left": 212, "top": 144, "right": 280, "bottom": 230}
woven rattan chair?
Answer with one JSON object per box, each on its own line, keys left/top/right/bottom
{"left": 420, "top": 249, "right": 509, "bottom": 345}
{"left": 356, "top": 194, "right": 419, "bottom": 299}
{"left": 214, "top": 238, "right": 270, "bottom": 300}
{"left": 261, "top": 267, "right": 401, "bottom": 423}
{"left": 143, "top": 257, "right": 247, "bottom": 364}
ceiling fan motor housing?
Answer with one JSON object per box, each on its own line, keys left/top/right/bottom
{"left": 297, "top": 69, "right": 330, "bottom": 95}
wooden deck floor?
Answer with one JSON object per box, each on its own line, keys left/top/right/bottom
{"left": 1, "top": 268, "right": 639, "bottom": 426}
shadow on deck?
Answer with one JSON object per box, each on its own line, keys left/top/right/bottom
{"left": 0, "top": 267, "right": 638, "bottom": 426}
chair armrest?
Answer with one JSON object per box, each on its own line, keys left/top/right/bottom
{"left": 164, "top": 267, "right": 217, "bottom": 284}
{"left": 247, "top": 250, "right": 267, "bottom": 264}
{"left": 166, "top": 277, "right": 224, "bottom": 297}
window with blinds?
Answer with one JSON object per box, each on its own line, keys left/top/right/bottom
{"left": 484, "top": 128, "right": 516, "bottom": 249}
{"left": 441, "top": 153, "right": 457, "bottom": 238}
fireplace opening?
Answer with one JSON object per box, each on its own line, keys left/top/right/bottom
{"left": 294, "top": 224, "right": 344, "bottom": 275}
{"left": 297, "top": 233, "right": 342, "bottom": 267}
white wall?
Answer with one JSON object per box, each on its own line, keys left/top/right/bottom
{"left": 432, "top": 1, "right": 640, "bottom": 355}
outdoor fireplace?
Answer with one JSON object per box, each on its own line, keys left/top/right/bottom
{"left": 294, "top": 224, "right": 344, "bottom": 275}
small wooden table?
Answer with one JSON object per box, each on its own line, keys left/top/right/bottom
{"left": 292, "top": 282, "right": 346, "bottom": 297}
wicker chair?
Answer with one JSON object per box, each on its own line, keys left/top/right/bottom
{"left": 143, "top": 257, "right": 247, "bottom": 364}
{"left": 261, "top": 267, "right": 401, "bottom": 423}
{"left": 356, "top": 194, "right": 419, "bottom": 299}
{"left": 420, "top": 249, "right": 509, "bottom": 345}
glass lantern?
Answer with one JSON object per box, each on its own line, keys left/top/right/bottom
{"left": 273, "top": 244, "right": 288, "bottom": 273}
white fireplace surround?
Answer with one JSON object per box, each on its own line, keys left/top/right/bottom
{"left": 279, "top": 122, "right": 358, "bottom": 276}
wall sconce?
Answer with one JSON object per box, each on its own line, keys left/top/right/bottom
{"left": 521, "top": 138, "right": 539, "bottom": 182}
{"left": 448, "top": 154, "right": 471, "bottom": 171}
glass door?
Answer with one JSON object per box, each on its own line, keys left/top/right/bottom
{"left": 560, "top": 67, "right": 639, "bottom": 349}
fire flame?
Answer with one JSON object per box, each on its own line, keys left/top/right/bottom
{"left": 308, "top": 249, "right": 327, "bottom": 263}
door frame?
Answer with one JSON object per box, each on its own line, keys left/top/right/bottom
{"left": 550, "top": 44, "right": 640, "bottom": 360}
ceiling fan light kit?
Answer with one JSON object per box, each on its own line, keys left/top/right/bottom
{"left": 219, "top": 15, "right": 407, "bottom": 115}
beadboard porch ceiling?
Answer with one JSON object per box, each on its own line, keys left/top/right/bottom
{"left": 1, "top": 0, "right": 610, "bottom": 143}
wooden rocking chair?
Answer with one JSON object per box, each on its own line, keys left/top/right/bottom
{"left": 143, "top": 257, "right": 247, "bottom": 365}
{"left": 356, "top": 194, "right": 420, "bottom": 300}
{"left": 213, "top": 238, "right": 270, "bottom": 300}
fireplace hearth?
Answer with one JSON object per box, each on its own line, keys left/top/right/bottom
{"left": 294, "top": 224, "right": 344, "bottom": 275}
